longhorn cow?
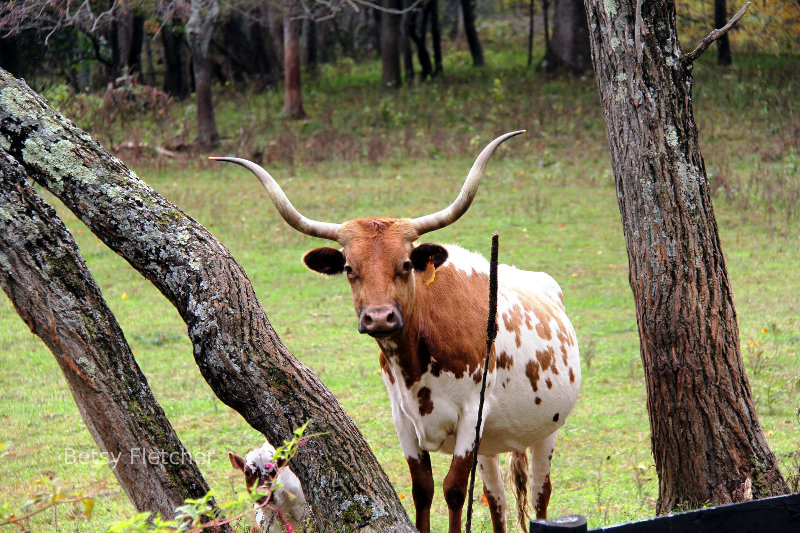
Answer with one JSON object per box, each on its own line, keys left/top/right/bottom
{"left": 211, "top": 131, "right": 581, "bottom": 533}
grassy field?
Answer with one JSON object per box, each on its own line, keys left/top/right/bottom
{"left": 1, "top": 48, "right": 799, "bottom": 532}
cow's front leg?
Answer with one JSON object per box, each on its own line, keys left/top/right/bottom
{"left": 407, "top": 451, "right": 434, "bottom": 532}
{"left": 384, "top": 367, "right": 434, "bottom": 532}
{"left": 442, "top": 449, "right": 475, "bottom": 533}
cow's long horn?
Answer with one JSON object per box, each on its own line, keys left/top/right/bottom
{"left": 411, "top": 130, "right": 525, "bottom": 236}
{"left": 209, "top": 157, "right": 340, "bottom": 241}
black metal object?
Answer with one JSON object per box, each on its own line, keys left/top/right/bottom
{"left": 531, "top": 493, "right": 800, "bottom": 533}
{"left": 465, "top": 233, "right": 500, "bottom": 533}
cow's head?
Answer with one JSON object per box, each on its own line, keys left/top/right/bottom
{"left": 211, "top": 131, "right": 524, "bottom": 338}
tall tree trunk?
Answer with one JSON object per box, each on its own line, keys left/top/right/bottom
{"left": 161, "top": 20, "right": 190, "bottom": 99}
{"left": 127, "top": 14, "right": 145, "bottom": 77}
{"left": 584, "top": 0, "right": 789, "bottom": 515}
{"left": 427, "top": 0, "right": 443, "bottom": 76}
{"left": 545, "top": 0, "right": 591, "bottom": 72}
{"left": 527, "top": 0, "right": 535, "bottom": 67}
{"left": 381, "top": 0, "right": 403, "bottom": 88}
{"left": 410, "top": 5, "right": 433, "bottom": 80}
{"left": 283, "top": 0, "right": 306, "bottom": 118}
{"left": 186, "top": 0, "right": 220, "bottom": 148}
{"left": 401, "top": 10, "right": 415, "bottom": 84}
{"left": 459, "top": 0, "right": 484, "bottom": 66}
{"left": 0, "top": 153, "right": 217, "bottom": 522}
{"left": 304, "top": 17, "right": 319, "bottom": 79}
{"left": 0, "top": 68, "right": 415, "bottom": 533}
{"left": 715, "top": 0, "right": 732, "bottom": 66}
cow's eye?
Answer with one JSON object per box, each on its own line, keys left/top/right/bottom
{"left": 344, "top": 265, "right": 354, "bottom": 276}
{"left": 402, "top": 260, "right": 412, "bottom": 272}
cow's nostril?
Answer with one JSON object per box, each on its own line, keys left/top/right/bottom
{"left": 386, "top": 311, "right": 396, "bottom": 324}
{"left": 363, "top": 315, "right": 373, "bottom": 325}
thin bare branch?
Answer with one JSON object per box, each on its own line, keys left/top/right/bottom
{"left": 684, "top": 1, "right": 750, "bottom": 63}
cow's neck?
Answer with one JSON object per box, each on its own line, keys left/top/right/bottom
{"left": 377, "top": 262, "right": 489, "bottom": 387}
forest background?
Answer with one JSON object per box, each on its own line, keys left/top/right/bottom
{"left": 0, "top": 0, "right": 799, "bottom": 531}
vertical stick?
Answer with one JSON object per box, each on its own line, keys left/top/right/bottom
{"left": 465, "top": 233, "right": 499, "bottom": 533}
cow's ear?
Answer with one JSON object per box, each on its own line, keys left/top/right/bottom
{"left": 303, "top": 247, "right": 346, "bottom": 275}
{"left": 228, "top": 452, "right": 246, "bottom": 471}
{"left": 410, "top": 244, "right": 448, "bottom": 271}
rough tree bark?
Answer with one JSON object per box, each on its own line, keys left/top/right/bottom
{"left": 584, "top": 0, "right": 789, "bottom": 514}
{"left": 0, "top": 154, "right": 218, "bottom": 522}
{"left": 186, "top": 0, "right": 220, "bottom": 147}
{"left": 0, "top": 69, "right": 415, "bottom": 532}
{"left": 283, "top": 0, "right": 306, "bottom": 118}
{"left": 544, "top": 0, "right": 592, "bottom": 72}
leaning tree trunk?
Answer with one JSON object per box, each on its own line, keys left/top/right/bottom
{"left": 584, "top": 0, "right": 788, "bottom": 514}
{"left": 545, "top": 0, "right": 591, "bottom": 72}
{"left": 0, "top": 69, "right": 415, "bottom": 532}
{"left": 186, "top": 0, "right": 220, "bottom": 147}
{"left": 283, "top": 0, "right": 306, "bottom": 119}
{"left": 0, "top": 154, "right": 219, "bottom": 523}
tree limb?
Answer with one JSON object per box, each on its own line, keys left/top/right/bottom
{"left": 684, "top": 1, "right": 750, "bottom": 63}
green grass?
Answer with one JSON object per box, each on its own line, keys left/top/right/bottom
{"left": 2, "top": 50, "right": 799, "bottom": 532}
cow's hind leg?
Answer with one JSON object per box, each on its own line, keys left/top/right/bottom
{"left": 478, "top": 454, "right": 507, "bottom": 533}
{"left": 530, "top": 432, "right": 558, "bottom": 520}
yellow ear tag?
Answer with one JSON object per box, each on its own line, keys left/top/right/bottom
{"left": 422, "top": 257, "right": 436, "bottom": 286}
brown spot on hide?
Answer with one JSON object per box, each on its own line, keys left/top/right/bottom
{"left": 561, "top": 345, "right": 569, "bottom": 366}
{"left": 430, "top": 360, "right": 442, "bottom": 377}
{"left": 473, "top": 370, "right": 482, "bottom": 384}
{"left": 379, "top": 351, "right": 395, "bottom": 385}
{"left": 418, "top": 387, "right": 434, "bottom": 415}
{"left": 535, "top": 396, "right": 541, "bottom": 405}
{"left": 553, "top": 413, "right": 559, "bottom": 422}
{"left": 545, "top": 378, "right": 553, "bottom": 389}
{"left": 536, "top": 346, "right": 558, "bottom": 375}
{"left": 502, "top": 304, "right": 525, "bottom": 348}
{"left": 497, "top": 351, "right": 513, "bottom": 369}
{"left": 534, "top": 474, "right": 552, "bottom": 520}
{"left": 558, "top": 291, "right": 564, "bottom": 307}
{"left": 526, "top": 361, "right": 540, "bottom": 392}
{"left": 569, "top": 367, "right": 575, "bottom": 383}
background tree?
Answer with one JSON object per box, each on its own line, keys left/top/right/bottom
{"left": 186, "top": 0, "right": 220, "bottom": 147}
{"left": 459, "top": 0, "right": 484, "bottom": 66}
{"left": 715, "top": 0, "right": 732, "bottom": 65}
{"left": 283, "top": 0, "right": 306, "bottom": 118}
{"left": 544, "top": 0, "right": 591, "bottom": 72}
{"left": 584, "top": 0, "right": 790, "bottom": 514}
{"left": 381, "top": 0, "right": 403, "bottom": 87}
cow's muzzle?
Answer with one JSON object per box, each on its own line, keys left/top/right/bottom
{"left": 358, "top": 305, "right": 403, "bottom": 337}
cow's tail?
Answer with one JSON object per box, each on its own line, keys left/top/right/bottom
{"left": 509, "top": 450, "right": 531, "bottom": 533}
